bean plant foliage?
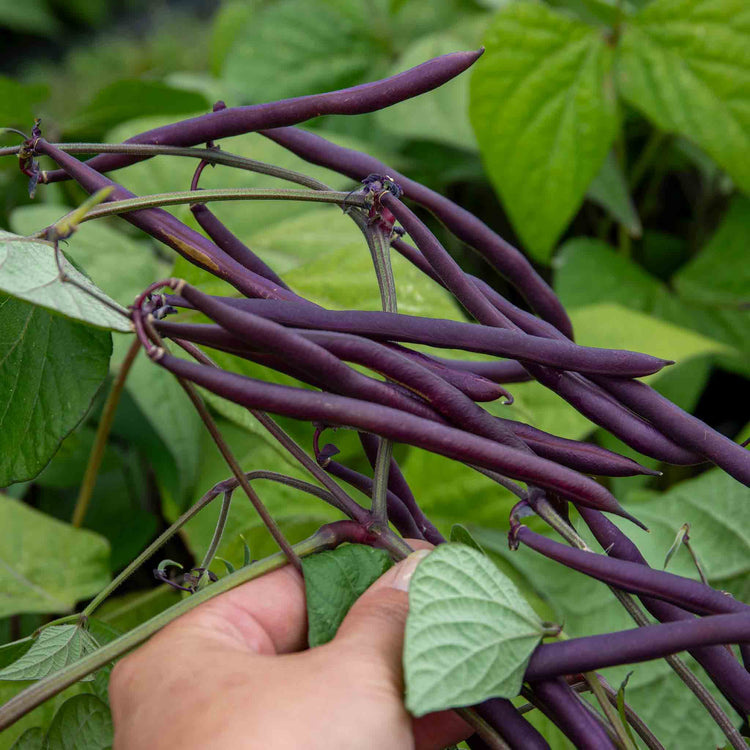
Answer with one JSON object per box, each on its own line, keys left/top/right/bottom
{"left": 0, "top": 1, "right": 748, "bottom": 748}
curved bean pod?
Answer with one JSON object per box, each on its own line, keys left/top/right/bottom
{"left": 42, "top": 50, "right": 482, "bottom": 180}
{"left": 524, "top": 613, "right": 750, "bottom": 682}
{"left": 151, "top": 350, "right": 644, "bottom": 524}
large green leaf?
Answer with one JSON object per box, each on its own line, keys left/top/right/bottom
{"left": 374, "top": 33, "right": 479, "bottom": 151}
{"left": 470, "top": 1, "right": 618, "bottom": 260}
{"left": 0, "top": 296, "right": 111, "bottom": 484}
{"left": 616, "top": 0, "right": 750, "bottom": 193}
{"left": 404, "top": 543, "right": 545, "bottom": 715}
{"left": 0, "top": 625, "right": 97, "bottom": 681}
{"left": 44, "top": 695, "right": 113, "bottom": 750}
{"left": 673, "top": 195, "right": 750, "bottom": 308}
{"left": 302, "top": 544, "right": 393, "bottom": 647}
{"left": 0, "top": 232, "right": 129, "bottom": 332}
{"left": 8, "top": 728, "right": 45, "bottom": 750}
{"left": 0, "top": 496, "right": 110, "bottom": 617}
{"left": 585, "top": 151, "right": 642, "bottom": 237}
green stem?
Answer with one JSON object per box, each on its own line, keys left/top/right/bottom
{"left": 198, "top": 490, "right": 233, "bottom": 573}
{"left": 72, "top": 337, "right": 140, "bottom": 527}
{"left": 584, "top": 671, "right": 635, "bottom": 750}
{"left": 0, "top": 526, "right": 349, "bottom": 731}
{"left": 371, "top": 439, "right": 394, "bottom": 525}
{"left": 455, "top": 707, "right": 512, "bottom": 750}
{"left": 629, "top": 130, "right": 667, "bottom": 193}
{"left": 71, "top": 188, "right": 364, "bottom": 225}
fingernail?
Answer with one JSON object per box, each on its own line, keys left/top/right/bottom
{"left": 391, "top": 549, "right": 431, "bottom": 592}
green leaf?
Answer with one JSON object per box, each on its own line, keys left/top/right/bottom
{"left": 404, "top": 543, "right": 545, "bottom": 714}
{"left": 8, "top": 727, "right": 45, "bottom": 750}
{"left": 0, "top": 638, "right": 33, "bottom": 670}
{"left": 0, "top": 496, "right": 110, "bottom": 617}
{"left": 302, "top": 544, "right": 393, "bottom": 647}
{"left": 586, "top": 151, "right": 642, "bottom": 237}
{"left": 45, "top": 695, "right": 113, "bottom": 750}
{"left": 0, "top": 625, "right": 97, "bottom": 681}
{"left": 568, "top": 302, "right": 731, "bottom": 369}
{"left": 0, "top": 296, "right": 112, "bottom": 485}
{"left": 65, "top": 80, "right": 208, "bottom": 135}
{"left": 375, "top": 33, "right": 478, "bottom": 151}
{"left": 0, "top": 0, "right": 58, "bottom": 35}
{"left": 673, "top": 195, "right": 750, "bottom": 308}
{"left": 94, "top": 587, "right": 181, "bottom": 634}
{"left": 0, "top": 77, "right": 48, "bottom": 129}
{"left": 616, "top": 0, "right": 750, "bottom": 194}
{"left": 470, "top": 1, "right": 618, "bottom": 260}
{"left": 0, "top": 232, "right": 130, "bottom": 332}
{"left": 9, "top": 205, "right": 163, "bottom": 311}
{"left": 450, "top": 524, "right": 486, "bottom": 553}
{"left": 220, "top": 0, "right": 390, "bottom": 103}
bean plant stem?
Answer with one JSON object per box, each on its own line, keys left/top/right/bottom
{"left": 530, "top": 499, "right": 746, "bottom": 749}
{"left": 371, "top": 438, "right": 394, "bottom": 524}
{"left": 74, "top": 188, "right": 365, "bottom": 223}
{"left": 455, "top": 708, "right": 512, "bottom": 750}
{"left": 0, "top": 526, "right": 350, "bottom": 731}
{"left": 71, "top": 337, "right": 141, "bottom": 527}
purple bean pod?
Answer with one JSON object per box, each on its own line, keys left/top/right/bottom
{"left": 161, "top": 295, "right": 671, "bottom": 377}
{"left": 578, "top": 506, "right": 750, "bottom": 714}
{"left": 524, "top": 613, "right": 750, "bottom": 682}
{"left": 261, "top": 126, "right": 573, "bottom": 338}
{"left": 528, "top": 678, "right": 616, "bottom": 749}
{"left": 594, "top": 377, "right": 750, "bottom": 486}
{"left": 511, "top": 524, "right": 749, "bottom": 618}
{"left": 427, "top": 356, "right": 532, "bottom": 385}
{"left": 150, "top": 349, "right": 644, "bottom": 524}
{"left": 32, "top": 139, "right": 303, "bottom": 303}
{"left": 177, "top": 282, "right": 444, "bottom": 423}
{"left": 472, "top": 698, "right": 551, "bottom": 750}
{"left": 41, "top": 50, "right": 483, "bottom": 181}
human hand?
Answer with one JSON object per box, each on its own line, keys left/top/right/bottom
{"left": 109, "top": 545, "right": 472, "bottom": 749}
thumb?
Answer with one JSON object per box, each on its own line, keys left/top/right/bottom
{"left": 332, "top": 548, "right": 431, "bottom": 678}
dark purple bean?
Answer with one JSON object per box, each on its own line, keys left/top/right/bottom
{"left": 261, "top": 126, "right": 573, "bottom": 338}
{"left": 162, "top": 295, "right": 671, "bottom": 377}
{"left": 473, "top": 699, "right": 551, "bottom": 750}
{"left": 42, "top": 51, "right": 482, "bottom": 181}
{"left": 513, "top": 525, "right": 749, "bottom": 617}
{"left": 191, "top": 202, "right": 290, "bottom": 289}
{"left": 177, "top": 283, "right": 442, "bottom": 422}
{"left": 33, "top": 139, "right": 303, "bottom": 303}
{"left": 578, "top": 506, "right": 750, "bottom": 714}
{"left": 524, "top": 613, "right": 750, "bottom": 681}
{"left": 428, "top": 356, "right": 532, "bottom": 385}
{"left": 594, "top": 377, "right": 750, "bottom": 486}
{"left": 151, "top": 350, "right": 644, "bottom": 524}
{"left": 507, "top": 422, "right": 658, "bottom": 477}
{"left": 529, "top": 678, "right": 616, "bottom": 750}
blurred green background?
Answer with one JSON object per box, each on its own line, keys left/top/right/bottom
{"left": 0, "top": 0, "right": 748, "bottom": 747}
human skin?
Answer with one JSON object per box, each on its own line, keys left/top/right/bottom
{"left": 108, "top": 546, "right": 472, "bottom": 750}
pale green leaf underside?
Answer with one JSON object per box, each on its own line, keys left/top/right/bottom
{"left": 404, "top": 543, "right": 544, "bottom": 715}
{"left": 470, "top": 1, "right": 618, "bottom": 260}
{"left": 0, "top": 496, "right": 110, "bottom": 617}
{"left": 0, "top": 626, "right": 97, "bottom": 681}
{"left": 302, "top": 544, "right": 393, "bottom": 647}
{"left": 0, "top": 231, "right": 130, "bottom": 332}
{"left": 617, "top": 0, "right": 750, "bottom": 193}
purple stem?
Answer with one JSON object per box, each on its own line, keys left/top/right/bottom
{"left": 41, "top": 50, "right": 483, "bottom": 180}
{"left": 524, "top": 613, "right": 750, "bottom": 682}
